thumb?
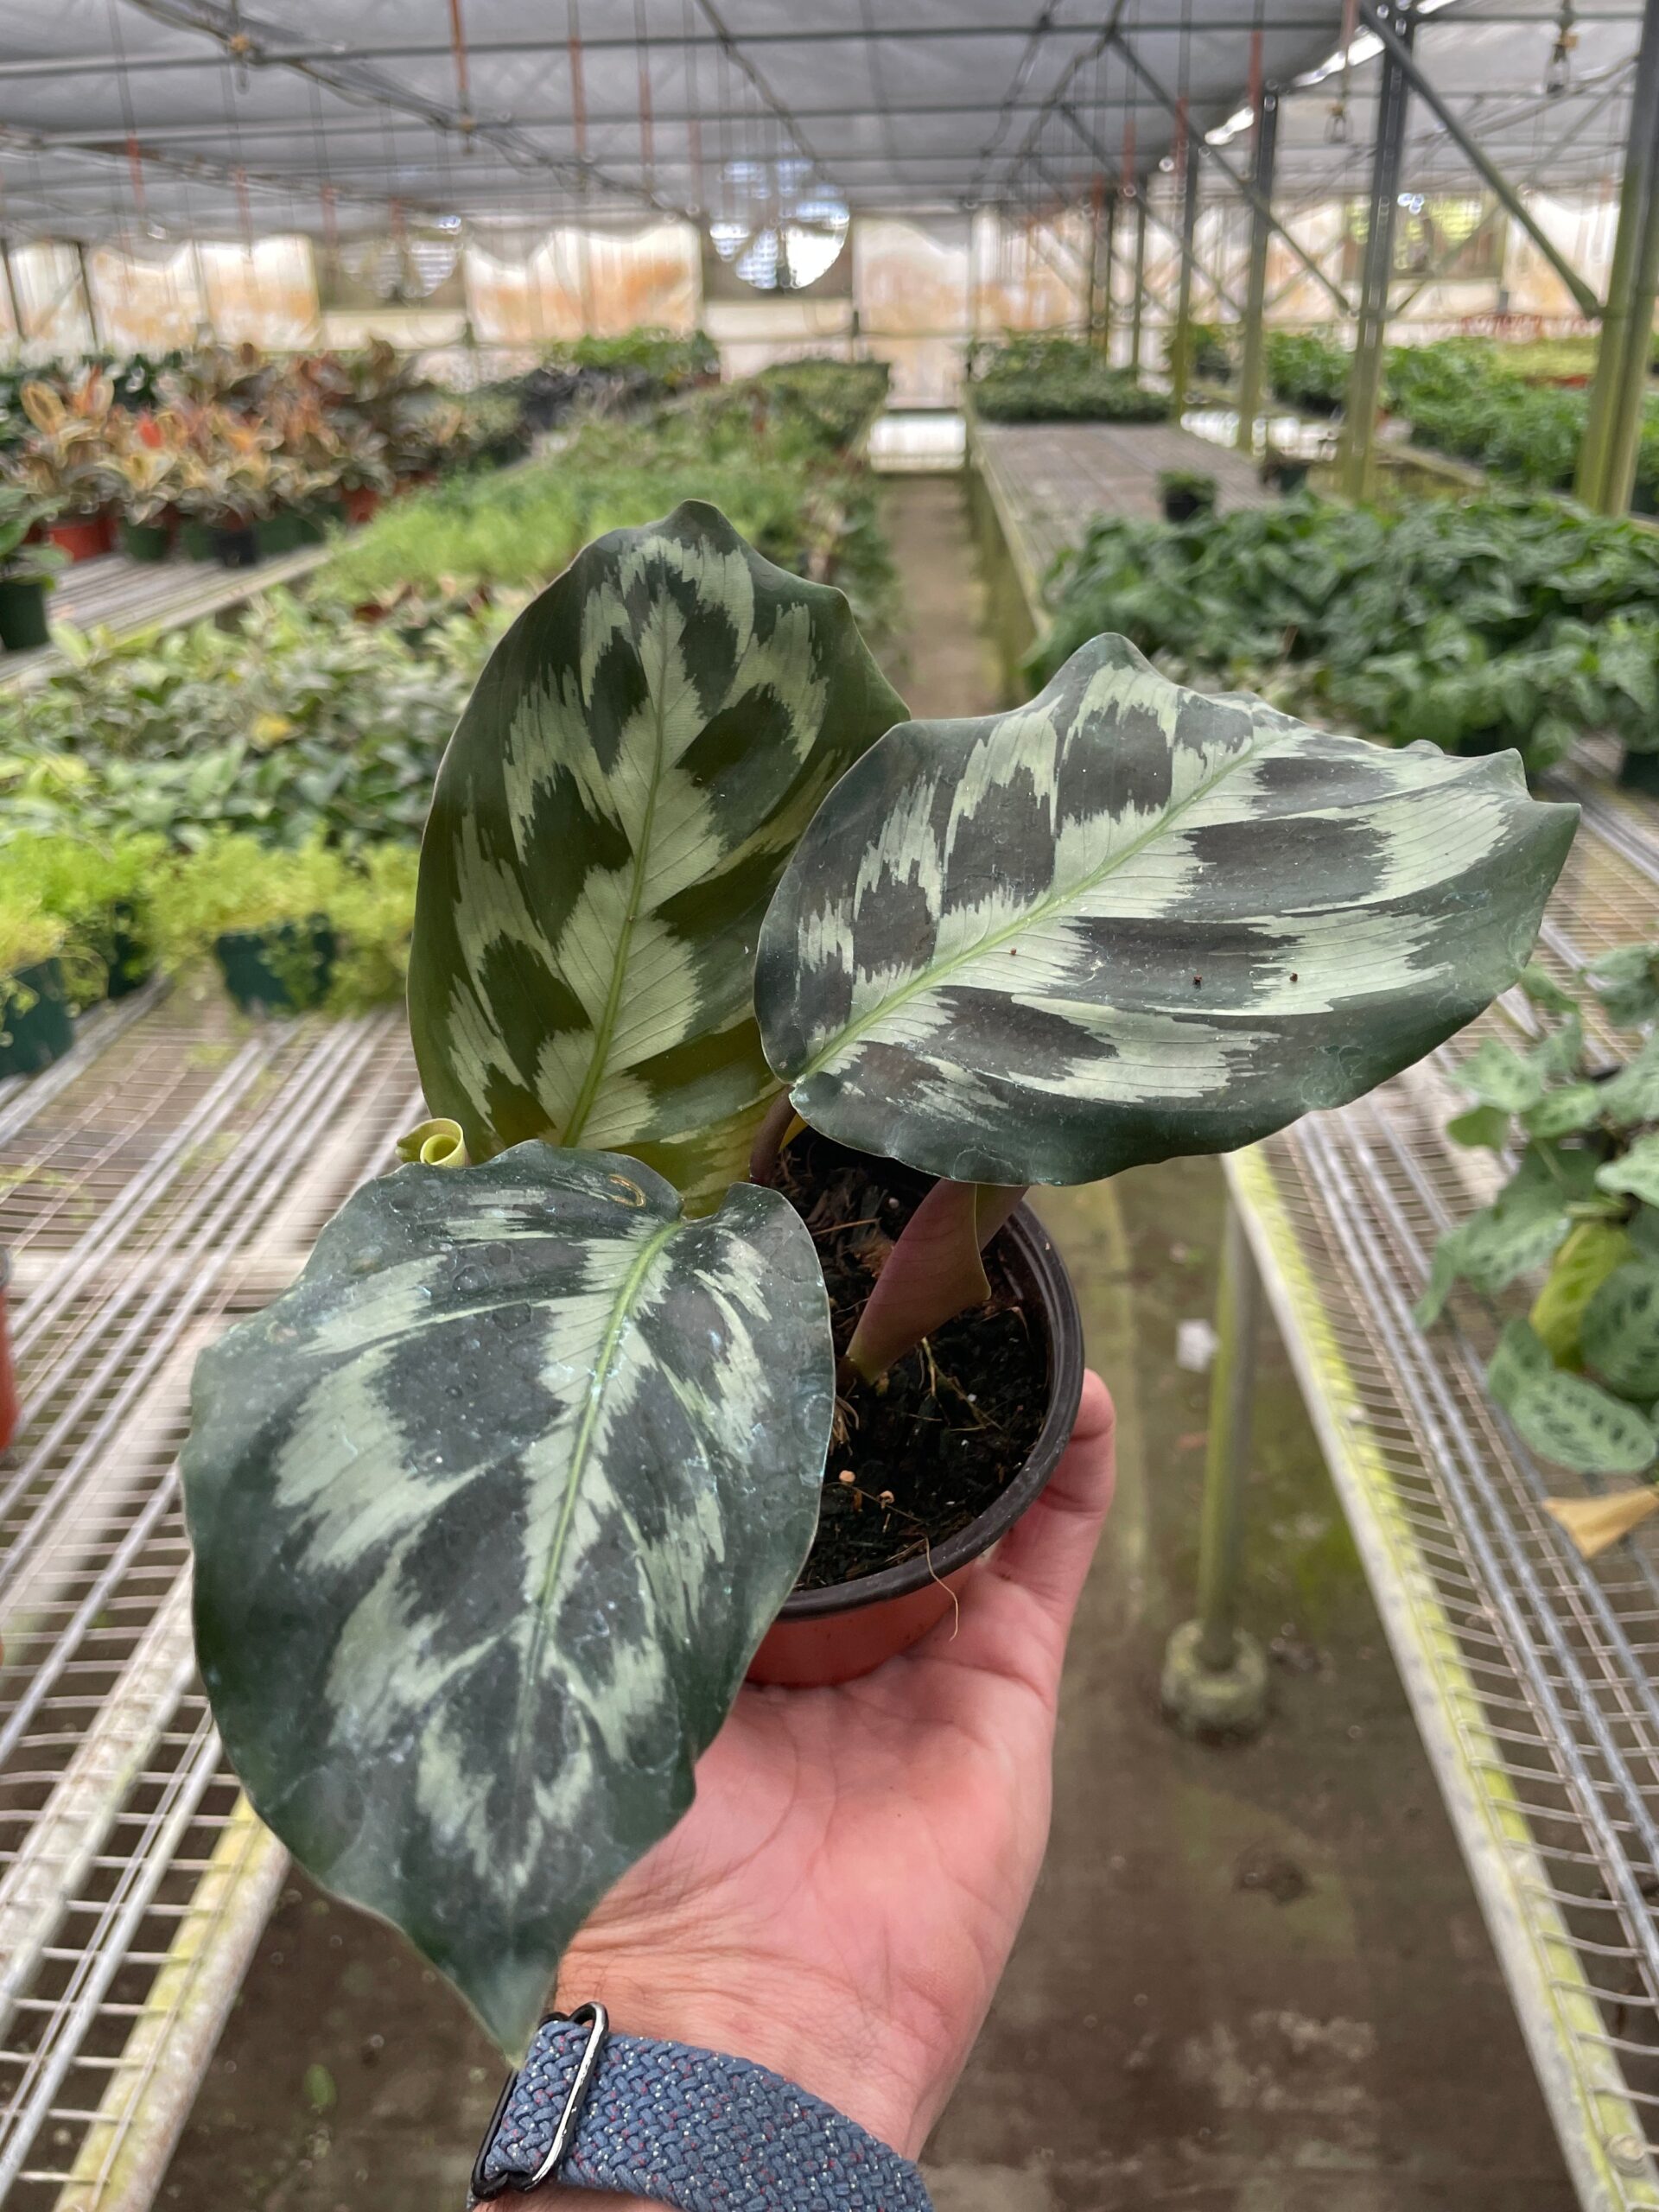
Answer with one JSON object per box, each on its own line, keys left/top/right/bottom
{"left": 925, "top": 1370, "right": 1116, "bottom": 1675}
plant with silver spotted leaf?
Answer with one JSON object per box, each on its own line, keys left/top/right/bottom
{"left": 1417, "top": 947, "right": 1659, "bottom": 1554}
{"left": 183, "top": 503, "right": 1573, "bottom": 2063}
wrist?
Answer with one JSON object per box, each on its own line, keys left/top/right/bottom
{"left": 551, "top": 1956, "right": 931, "bottom": 2160}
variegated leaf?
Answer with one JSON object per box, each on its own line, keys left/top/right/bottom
{"left": 410, "top": 500, "right": 907, "bottom": 1215}
{"left": 181, "top": 1142, "right": 834, "bottom": 2059}
{"left": 756, "top": 634, "right": 1578, "bottom": 1186}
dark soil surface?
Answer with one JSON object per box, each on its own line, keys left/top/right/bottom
{"left": 775, "top": 1128, "right": 1047, "bottom": 1590}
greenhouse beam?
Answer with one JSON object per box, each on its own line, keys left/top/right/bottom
{"left": 1090, "top": 183, "right": 1116, "bottom": 353}
{"left": 1235, "top": 87, "right": 1279, "bottom": 458}
{"left": 1354, "top": 0, "right": 1603, "bottom": 319}
{"left": 1166, "top": 105, "right": 1201, "bottom": 428}
{"left": 1341, "top": 0, "right": 1414, "bottom": 499}
{"left": 1129, "top": 192, "right": 1148, "bottom": 372}
{"left": 1098, "top": 40, "right": 1352, "bottom": 317}
{"left": 1576, "top": 0, "right": 1659, "bottom": 511}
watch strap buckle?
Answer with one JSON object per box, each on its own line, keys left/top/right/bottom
{"left": 468, "top": 2001, "right": 610, "bottom": 2202}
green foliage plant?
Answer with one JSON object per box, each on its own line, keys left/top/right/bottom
{"left": 1032, "top": 488, "right": 1659, "bottom": 774}
{"left": 971, "top": 335, "right": 1167, "bottom": 423}
{"left": 179, "top": 499, "right": 1573, "bottom": 2061}
{"left": 1417, "top": 951, "right": 1659, "bottom": 1541}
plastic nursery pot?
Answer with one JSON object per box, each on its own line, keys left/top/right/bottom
{"left": 179, "top": 518, "right": 215, "bottom": 563}
{"left": 0, "top": 1248, "right": 17, "bottom": 1453}
{"left": 341, "top": 486, "right": 381, "bottom": 526}
{"left": 103, "top": 905, "right": 152, "bottom": 1001}
{"left": 1620, "top": 748, "right": 1659, "bottom": 798}
{"left": 296, "top": 499, "right": 342, "bottom": 545}
{"left": 0, "top": 578, "right": 51, "bottom": 653}
{"left": 1269, "top": 459, "right": 1313, "bottom": 493}
{"left": 0, "top": 960, "right": 74, "bottom": 1079}
{"left": 211, "top": 523, "right": 261, "bottom": 570}
{"left": 747, "top": 1202, "right": 1085, "bottom": 1690}
{"left": 255, "top": 510, "right": 302, "bottom": 558}
{"left": 118, "top": 517, "right": 171, "bottom": 563}
{"left": 1161, "top": 490, "right": 1213, "bottom": 524}
{"left": 213, "top": 920, "right": 336, "bottom": 1014}
{"left": 48, "top": 515, "right": 109, "bottom": 564}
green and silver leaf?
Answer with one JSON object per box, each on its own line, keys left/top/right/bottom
{"left": 1582, "top": 1261, "right": 1659, "bottom": 1400}
{"left": 1599, "top": 1133, "right": 1659, "bottom": 1208}
{"left": 410, "top": 500, "right": 907, "bottom": 1214}
{"left": 756, "top": 634, "right": 1578, "bottom": 1187}
{"left": 1488, "top": 1318, "right": 1657, "bottom": 1477}
{"left": 182, "top": 1142, "right": 835, "bottom": 2059}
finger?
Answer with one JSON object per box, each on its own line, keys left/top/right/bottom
{"left": 919, "top": 1371, "right": 1116, "bottom": 1678}
{"left": 983, "top": 1370, "right": 1116, "bottom": 1632}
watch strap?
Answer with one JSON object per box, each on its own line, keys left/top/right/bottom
{"left": 470, "top": 2009, "right": 933, "bottom": 2209}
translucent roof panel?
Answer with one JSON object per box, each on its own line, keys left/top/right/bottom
{"left": 0, "top": 0, "right": 1362, "bottom": 242}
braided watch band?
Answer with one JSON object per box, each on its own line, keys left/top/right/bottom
{"left": 469, "top": 2008, "right": 934, "bottom": 2210}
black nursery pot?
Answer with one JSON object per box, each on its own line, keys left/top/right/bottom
{"left": 1162, "top": 488, "right": 1213, "bottom": 524}
{"left": 0, "top": 579, "right": 51, "bottom": 653}
{"left": 103, "top": 903, "right": 152, "bottom": 1001}
{"left": 0, "top": 960, "right": 74, "bottom": 1078}
{"left": 1620, "top": 748, "right": 1659, "bottom": 798}
{"left": 210, "top": 523, "right": 261, "bottom": 570}
{"left": 213, "top": 921, "right": 336, "bottom": 1014}
{"left": 748, "top": 1200, "right": 1084, "bottom": 1689}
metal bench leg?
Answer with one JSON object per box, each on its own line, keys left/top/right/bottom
{"left": 1162, "top": 1196, "right": 1271, "bottom": 1738}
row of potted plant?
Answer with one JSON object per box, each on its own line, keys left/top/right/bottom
{"left": 0, "top": 340, "right": 528, "bottom": 646}
{"left": 968, "top": 334, "right": 1168, "bottom": 423}
{"left": 0, "top": 829, "right": 421, "bottom": 1075}
{"left": 1032, "top": 486, "right": 1659, "bottom": 778}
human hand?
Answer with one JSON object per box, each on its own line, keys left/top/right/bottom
{"left": 531, "top": 1370, "right": 1116, "bottom": 2203}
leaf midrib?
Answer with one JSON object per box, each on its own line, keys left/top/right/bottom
{"left": 794, "top": 718, "right": 1280, "bottom": 1083}
{"left": 513, "top": 1211, "right": 683, "bottom": 1759}
{"left": 558, "top": 613, "right": 680, "bottom": 1147}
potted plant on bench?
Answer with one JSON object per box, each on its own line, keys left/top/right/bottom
{"left": 0, "top": 892, "right": 73, "bottom": 1079}
{"left": 1157, "top": 467, "right": 1218, "bottom": 524}
{"left": 180, "top": 499, "right": 1575, "bottom": 2059}
{"left": 0, "top": 483, "right": 65, "bottom": 653}
{"left": 8, "top": 370, "right": 116, "bottom": 561}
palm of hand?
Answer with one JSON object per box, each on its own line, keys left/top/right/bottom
{"left": 553, "top": 1373, "right": 1115, "bottom": 2168}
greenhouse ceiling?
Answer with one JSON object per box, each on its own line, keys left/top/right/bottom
{"left": 0, "top": 0, "right": 1649, "bottom": 245}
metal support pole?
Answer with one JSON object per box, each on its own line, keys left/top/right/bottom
{"left": 1578, "top": 0, "right": 1659, "bottom": 508}
{"left": 1355, "top": 0, "right": 1602, "bottom": 321}
{"left": 1090, "top": 181, "right": 1116, "bottom": 353}
{"left": 0, "top": 239, "right": 25, "bottom": 349}
{"left": 73, "top": 238, "right": 101, "bottom": 349}
{"left": 1129, "top": 191, "right": 1148, "bottom": 372}
{"left": 1166, "top": 105, "right": 1199, "bottom": 416}
{"left": 1342, "top": 0, "right": 1414, "bottom": 500}
{"left": 1162, "top": 1200, "right": 1269, "bottom": 1738}
{"left": 1096, "top": 41, "right": 1352, "bottom": 316}
{"left": 1235, "top": 86, "right": 1278, "bottom": 457}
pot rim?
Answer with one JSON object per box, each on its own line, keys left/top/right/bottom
{"left": 777, "top": 1199, "right": 1084, "bottom": 1621}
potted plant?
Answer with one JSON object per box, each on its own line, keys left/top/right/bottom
{"left": 9, "top": 371, "right": 117, "bottom": 558}
{"left": 1262, "top": 445, "right": 1313, "bottom": 493}
{"left": 153, "top": 836, "right": 345, "bottom": 1012}
{"left": 2, "top": 830, "right": 166, "bottom": 1005}
{"left": 179, "top": 500, "right": 1574, "bottom": 2060}
{"left": 174, "top": 403, "right": 277, "bottom": 568}
{"left": 103, "top": 410, "right": 182, "bottom": 562}
{"left": 0, "top": 894, "right": 73, "bottom": 1078}
{"left": 1417, "top": 947, "right": 1659, "bottom": 1554}
{"left": 1157, "top": 467, "right": 1218, "bottom": 524}
{"left": 0, "top": 483, "right": 66, "bottom": 653}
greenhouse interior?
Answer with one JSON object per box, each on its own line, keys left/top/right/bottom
{"left": 8, "top": 0, "right": 1659, "bottom": 2208}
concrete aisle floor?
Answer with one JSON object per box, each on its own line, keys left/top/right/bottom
{"left": 158, "top": 480, "right": 1575, "bottom": 2211}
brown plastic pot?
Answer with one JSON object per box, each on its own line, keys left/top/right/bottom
{"left": 747, "top": 1201, "right": 1084, "bottom": 1689}
{"left": 48, "top": 514, "right": 111, "bottom": 564}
